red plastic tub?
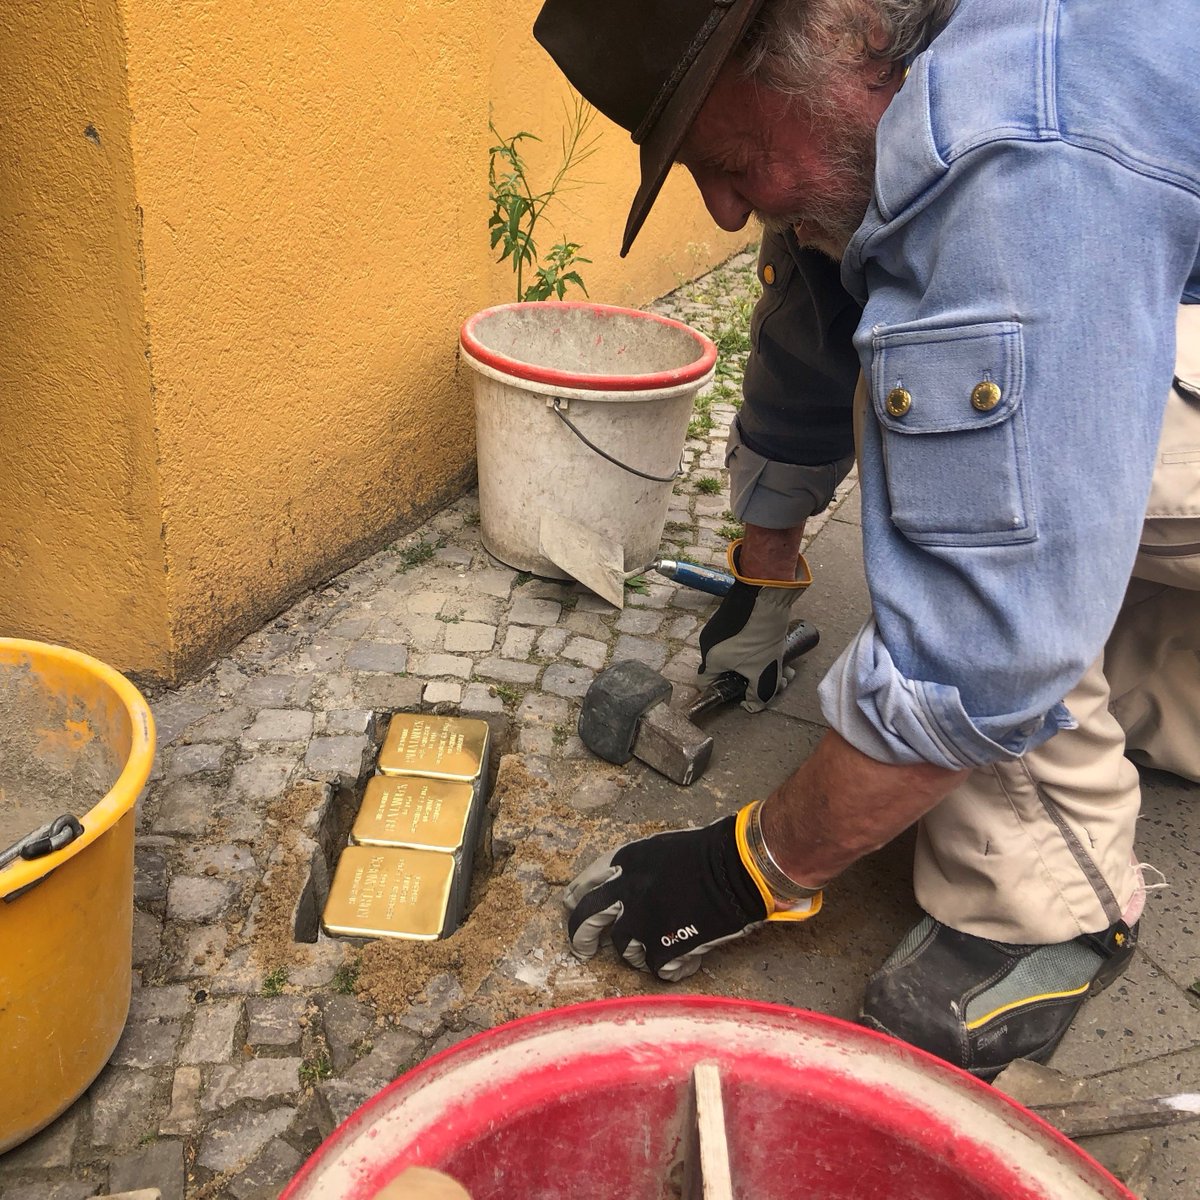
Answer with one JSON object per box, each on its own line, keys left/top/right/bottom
{"left": 283, "top": 996, "right": 1133, "bottom": 1200}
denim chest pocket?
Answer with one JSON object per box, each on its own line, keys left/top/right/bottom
{"left": 871, "top": 320, "right": 1036, "bottom": 546}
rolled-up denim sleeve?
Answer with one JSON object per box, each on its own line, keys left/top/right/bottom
{"left": 821, "top": 138, "right": 1196, "bottom": 769}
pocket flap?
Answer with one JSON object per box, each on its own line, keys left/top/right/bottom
{"left": 872, "top": 321, "right": 1024, "bottom": 434}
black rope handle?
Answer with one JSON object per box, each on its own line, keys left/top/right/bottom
{"left": 551, "top": 398, "right": 682, "bottom": 483}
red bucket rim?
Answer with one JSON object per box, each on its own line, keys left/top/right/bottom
{"left": 459, "top": 301, "right": 718, "bottom": 393}
{"left": 282, "top": 995, "right": 1135, "bottom": 1200}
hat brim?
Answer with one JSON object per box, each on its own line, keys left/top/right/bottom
{"left": 620, "top": 0, "right": 768, "bottom": 257}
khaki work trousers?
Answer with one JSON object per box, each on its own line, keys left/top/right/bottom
{"left": 893, "top": 307, "right": 1200, "bottom": 943}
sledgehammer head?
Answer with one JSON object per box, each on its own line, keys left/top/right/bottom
{"left": 577, "top": 660, "right": 714, "bottom": 786}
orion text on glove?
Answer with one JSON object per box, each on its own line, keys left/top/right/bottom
{"left": 661, "top": 926, "right": 700, "bottom": 947}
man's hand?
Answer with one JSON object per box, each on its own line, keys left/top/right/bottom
{"left": 563, "top": 808, "right": 820, "bottom": 981}
{"left": 698, "top": 538, "right": 812, "bottom": 711}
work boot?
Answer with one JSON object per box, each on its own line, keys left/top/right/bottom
{"left": 860, "top": 915, "right": 1138, "bottom": 1081}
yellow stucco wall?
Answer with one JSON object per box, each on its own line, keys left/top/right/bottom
{"left": 2, "top": 0, "right": 748, "bottom": 681}
{"left": 0, "top": 0, "right": 170, "bottom": 670}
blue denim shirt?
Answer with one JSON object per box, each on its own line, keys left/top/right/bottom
{"left": 819, "top": 0, "right": 1200, "bottom": 769}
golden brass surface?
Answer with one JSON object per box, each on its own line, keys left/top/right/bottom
{"left": 885, "top": 387, "right": 912, "bottom": 417}
{"left": 352, "top": 775, "right": 475, "bottom": 852}
{"left": 762, "top": 263, "right": 776, "bottom": 285}
{"left": 971, "top": 380, "right": 1002, "bottom": 411}
{"left": 377, "top": 714, "right": 489, "bottom": 782}
{"left": 321, "top": 845, "right": 455, "bottom": 940}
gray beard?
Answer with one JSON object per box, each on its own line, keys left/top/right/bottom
{"left": 755, "top": 121, "right": 877, "bottom": 261}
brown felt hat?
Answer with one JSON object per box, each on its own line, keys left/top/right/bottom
{"left": 534, "top": 0, "right": 768, "bottom": 256}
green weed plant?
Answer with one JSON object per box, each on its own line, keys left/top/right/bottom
{"left": 489, "top": 96, "right": 599, "bottom": 302}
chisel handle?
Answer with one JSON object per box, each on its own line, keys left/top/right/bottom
{"left": 687, "top": 621, "right": 820, "bottom": 722}
{"left": 651, "top": 559, "right": 736, "bottom": 596}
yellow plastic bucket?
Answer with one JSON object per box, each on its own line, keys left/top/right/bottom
{"left": 0, "top": 638, "right": 155, "bottom": 1153}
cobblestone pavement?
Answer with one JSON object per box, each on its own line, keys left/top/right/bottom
{"left": 3, "top": 249, "right": 1197, "bottom": 1199}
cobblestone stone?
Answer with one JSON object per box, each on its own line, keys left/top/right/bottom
{"left": 304, "top": 733, "right": 370, "bottom": 780}
{"left": 471, "top": 568, "right": 515, "bottom": 597}
{"left": 151, "top": 780, "right": 215, "bottom": 836}
{"left": 90, "top": 1070, "right": 163, "bottom": 1148}
{"left": 111, "top": 1019, "right": 182, "bottom": 1069}
{"left": 612, "top": 635, "right": 667, "bottom": 671}
{"left": 180, "top": 1000, "right": 242, "bottom": 1064}
{"left": 615, "top": 607, "right": 665, "bottom": 634}
{"left": 244, "top": 708, "right": 314, "bottom": 742}
{"left": 500, "top": 626, "right": 536, "bottom": 659}
{"left": 535, "top": 627, "right": 569, "bottom": 657}
{"left": 196, "top": 1107, "right": 296, "bottom": 1174}
{"left": 134, "top": 848, "right": 170, "bottom": 904}
{"left": 129, "top": 985, "right": 192, "bottom": 1022}
{"left": 474, "top": 657, "right": 539, "bottom": 684}
{"left": 515, "top": 693, "right": 569, "bottom": 725}
{"left": 323, "top": 707, "right": 373, "bottom": 734}
{"left": 345, "top": 641, "right": 409, "bottom": 673}
{"left": 446, "top": 595, "right": 502, "bottom": 622}
{"left": 562, "top": 636, "right": 607, "bottom": 668}
{"left": 662, "top": 648, "right": 702, "bottom": 685}
{"left": 665, "top": 615, "right": 699, "bottom": 639}
{"left": 160, "top": 1067, "right": 202, "bottom": 1136}
{"left": 201, "top": 1058, "right": 302, "bottom": 1111}
{"left": 510, "top": 597, "right": 561, "bottom": 626}
{"left": 107, "top": 1139, "right": 186, "bottom": 1200}
{"left": 167, "top": 876, "right": 237, "bottom": 922}
{"left": 185, "top": 705, "right": 251, "bottom": 743}
{"left": 227, "top": 1138, "right": 305, "bottom": 1200}
{"left": 245, "top": 995, "right": 307, "bottom": 1047}
{"left": 443, "top": 621, "right": 496, "bottom": 652}
{"left": 540, "top": 663, "right": 594, "bottom": 698}
{"left": 624, "top": 582, "right": 674, "bottom": 609}
{"left": 518, "top": 727, "right": 555, "bottom": 756}
{"left": 350, "top": 674, "right": 423, "bottom": 710}
{"left": 567, "top": 775, "right": 623, "bottom": 811}
{"left": 423, "top": 680, "right": 463, "bottom": 706}
{"left": 410, "top": 652, "right": 473, "bottom": 678}
{"left": 461, "top": 682, "right": 505, "bottom": 713}
{"left": 319, "top": 995, "right": 377, "bottom": 1072}
{"left": 166, "top": 743, "right": 226, "bottom": 777}
{"left": 228, "top": 756, "right": 297, "bottom": 802}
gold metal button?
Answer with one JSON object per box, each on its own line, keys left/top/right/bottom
{"left": 885, "top": 387, "right": 912, "bottom": 418}
{"left": 971, "top": 381, "right": 1002, "bottom": 412}
{"left": 762, "top": 263, "right": 776, "bottom": 285}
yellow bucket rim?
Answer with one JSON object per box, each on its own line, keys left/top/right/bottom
{"left": 0, "top": 638, "right": 156, "bottom": 899}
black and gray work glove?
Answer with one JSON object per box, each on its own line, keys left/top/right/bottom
{"left": 563, "top": 806, "right": 821, "bottom": 982}
{"left": 697, "top": 539, "right": 812, "bottom": 712}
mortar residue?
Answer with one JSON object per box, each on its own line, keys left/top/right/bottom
{"left": 0, "top": 664, "right": 117, "bottom": 850}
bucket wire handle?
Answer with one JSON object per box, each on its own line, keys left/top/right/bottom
{"left": 551, "top": 398, "right": 683, "bottom": 483}
{"left": 0, "top": 814, "right": 84, "bottom": 872}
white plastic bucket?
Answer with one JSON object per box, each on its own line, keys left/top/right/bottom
{"left": 460, "top": 302, "right": 716, "bottom": 582}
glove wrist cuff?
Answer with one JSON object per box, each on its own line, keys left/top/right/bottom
{"left": 727, "top": 539, "right": 812, "bottom": 590}
{"left": 735, "top": 802, "right": 822, "bottom": 922}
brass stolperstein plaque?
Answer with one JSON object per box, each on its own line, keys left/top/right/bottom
{"left": 377, "top": 714, "right": 489, "bottom": 782}
{"left": 322, "top": 845, "right": 455, "bottom": 941}
{"left": 351, "top": 775, "right": 475, "bottom": 852}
